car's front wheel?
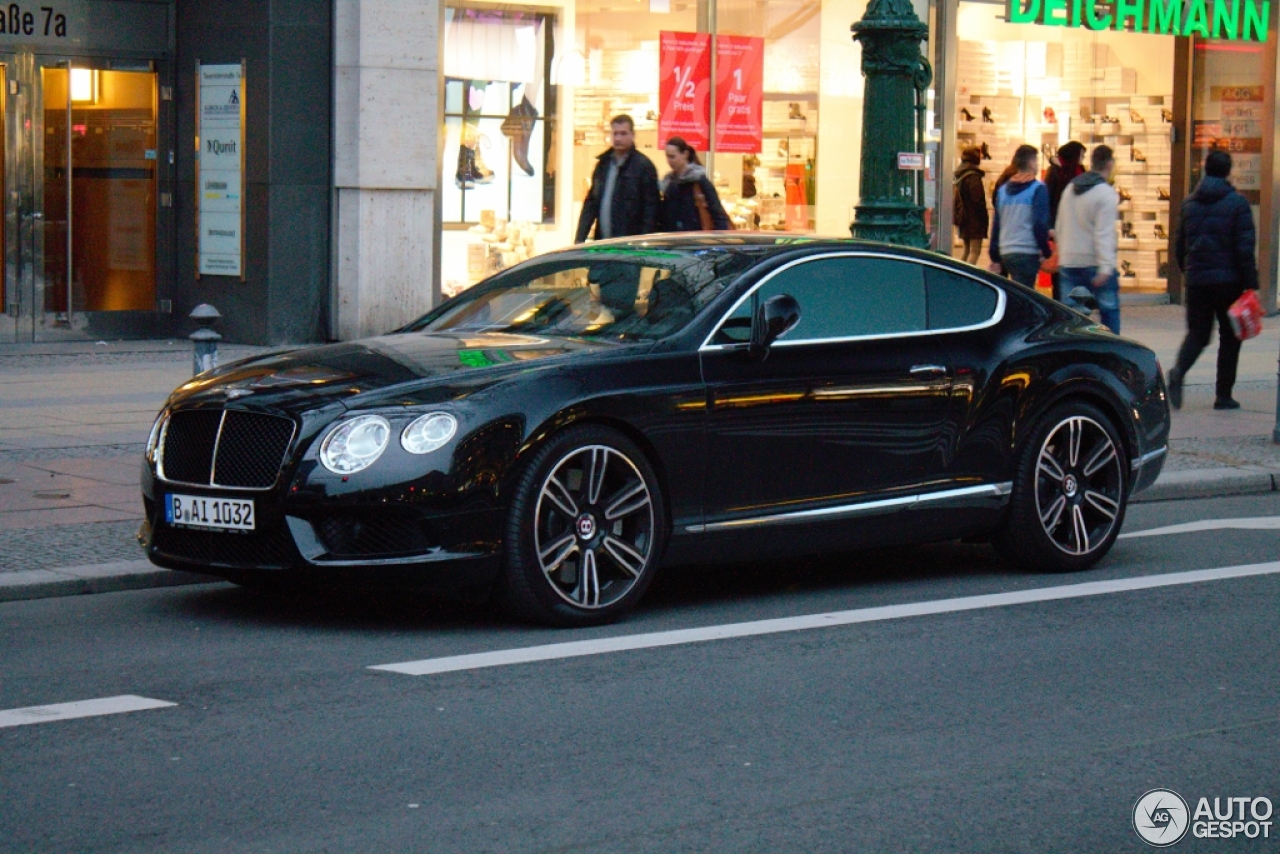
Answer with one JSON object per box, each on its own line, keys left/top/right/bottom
{"left": 499, "top": 425, "right": 666, "bottom": 626}
{"left": 995, "top": 401, "right": 1129, "bottom": 572}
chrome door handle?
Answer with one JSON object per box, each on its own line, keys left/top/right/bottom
{"left": 910, "top": 364, "right": 947, "bottom": 377}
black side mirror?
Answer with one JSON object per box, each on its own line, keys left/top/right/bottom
{"left": 1066, "top": 285, "right": 1099, "bottom": 312}
{"left": 749, "top": 294, "right": 801, "bottom": 359}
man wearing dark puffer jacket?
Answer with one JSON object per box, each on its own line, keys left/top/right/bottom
{"left": 1167, "top": 150, "right": 1259, "bottom": 411}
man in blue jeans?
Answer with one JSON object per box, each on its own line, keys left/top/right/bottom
{"left": 1054, "top": 144, "right": 1120, "bottom": 333}
{"left": 989, "top": 144, "right": 1052, "bottom": 289}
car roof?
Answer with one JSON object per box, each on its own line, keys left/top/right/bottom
{"left": 573, "top": 233, "right": 953, "bottom": 264}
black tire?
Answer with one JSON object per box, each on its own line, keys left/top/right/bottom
{"left": 994, "top": 400, "right": 1129, "bottom": 573}
{"left": 497, "top": 424, "right": 667, "bottom": 626}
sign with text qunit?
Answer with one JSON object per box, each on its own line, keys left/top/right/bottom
{"left": 1005, "top": 0, "right": 1270, "bottom": 42}
{"left": 714, "top": 36, "right": 763, "bottom": 153}
{"left": 898, "top": 152, "right": 925, "bottom": 170}
{"left": 197, "top": 62, "right": 245, "bottom": 278}
{"left": 659, "top": 31, "right": 712, "bottom": 151}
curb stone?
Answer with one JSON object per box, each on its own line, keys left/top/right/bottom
{"left": 0, "top": 560, "right": 218, "bottom": 603}
{"left": 1, "top": 468, "right": 1277, "bottom": 603}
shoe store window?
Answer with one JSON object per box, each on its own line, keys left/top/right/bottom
{"left": 441, "top": 8, "right": 559, "bottom": 298}
{"left": 954, "top": 3, "right": 1175, "bottom": 296}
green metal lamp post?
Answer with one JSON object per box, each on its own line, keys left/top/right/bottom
{"left": 850, "top": 0, "right": 932, "bottom": 247}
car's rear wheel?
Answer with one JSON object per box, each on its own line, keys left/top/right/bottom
{"left": 995, "top": 401, "right": 1128, "bottom": 572}
{"left": 499, "top": 424, "right": 665, "bottom": 626}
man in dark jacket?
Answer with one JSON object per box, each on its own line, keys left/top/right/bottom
{"left": 575, "top": 115, "right": 660, "bottom": 243}
{"left": 1167, "top": 150, "right": 1259, "bottom": 410}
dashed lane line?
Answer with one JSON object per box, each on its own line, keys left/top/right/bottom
{"left": 1120, "top": 516, "right": 1280, "bottom": 539}
{"left": 369, "top": 560, "right": 1280, "bottom": 677}
{"left": 0, "top": 695, "right": 177, "bottom": 728}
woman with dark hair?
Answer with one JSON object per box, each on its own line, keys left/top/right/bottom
{"left": 953, "top": 145, "right": 988, "bottom": 265}
{"left": 659, "top": 137, "right": 731, "bottom": 232}
{"left": 1045, "top": 140, "right": 1087, "bottom": 224}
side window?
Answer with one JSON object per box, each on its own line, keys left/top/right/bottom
{"left": 925, "top": 267, "right": 999, "bottom": 330}
{"left": 712, "top": 256, "right": 927, "bottom": 344}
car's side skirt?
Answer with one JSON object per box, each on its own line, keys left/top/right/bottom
{"left": 686, "top": 483, "right": 1013, "bottom": 534}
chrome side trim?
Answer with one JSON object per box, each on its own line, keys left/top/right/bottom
{"left": 686, "top": 482, "right": 1014, "bottom": 533}
{"left": 699, "top": 251, "right": 1007, "bottom": 352}
{"left": 1131, "top": 446, "right": 1168, "bottom": 472}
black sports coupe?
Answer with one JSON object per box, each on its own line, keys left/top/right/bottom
{"left": 140, "top": 236, "right": 1170, "bottom": 625}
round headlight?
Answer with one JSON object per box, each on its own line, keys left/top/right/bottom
{"left": 401, "top": 412, "right": 457, "bottom": 455}
{"left": 320, "top": 414, "right": 391, "bottom": 474}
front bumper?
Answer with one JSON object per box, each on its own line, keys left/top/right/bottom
{"left": 1130, "top": 445, "right": 1168, "bottom": 495}
{"left": 140, "top": 489, "right": 505, "bottom": 593}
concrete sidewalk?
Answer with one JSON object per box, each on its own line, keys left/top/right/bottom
{"left": 1, "top": 308, "right": 1278, "bottom": 602}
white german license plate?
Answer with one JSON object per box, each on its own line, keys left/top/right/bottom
{"left": 165, "top": 493, "right": 255, "bottom": 531}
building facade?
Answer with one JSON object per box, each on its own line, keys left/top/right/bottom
{"left": 0, "top": 0, "right": 1276, "bottom": 345}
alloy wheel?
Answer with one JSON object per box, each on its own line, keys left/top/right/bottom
{"left": 534, "top": 444, "right": 655, "bottom": 609}
{"left": 1034, "top": 415, "right": 1124, "bottom": 556}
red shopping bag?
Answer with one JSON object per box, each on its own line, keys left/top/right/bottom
{"left": 1228, "top": 289, "right": 1264, "bottom": 341}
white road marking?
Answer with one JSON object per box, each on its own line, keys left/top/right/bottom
{"left": 370, "top": 560, "right": 1280, "bottom": 676}
{"left": 1121, "top": 516, "right": 1280, "bottom": 539}
{"left": 0, "top": 695, "right": 177, "bottom": 729}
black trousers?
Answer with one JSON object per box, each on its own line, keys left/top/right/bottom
{"left": 1174, "top": 282, "right": 1245, "bottom": 399}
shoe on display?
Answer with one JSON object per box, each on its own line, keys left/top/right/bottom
{"left": 777, "top": 139, "right": 789, "bottom": 159}
{"left": 1121, "top": 260, "right": 1136, "bottom": 277}
{"left": 960, "top": 107, "right": 975, "bottom": 122}
{"left": 788, "top": 102, "right": 806, "bottom": 120}
{"left": 1117, "top": 187, "right": 1132, "bottom": 202}
{"left": 1161, "top": 108, "right": 1174, "bottom": 123}
{"left": 1043, "top": 106, "right": 1057, "bottom": 124}
{"left": 1167, "top": 368, "right": 1183, "bottom": 409}
{"left": 1154, "top": 223, "right": 1168, "bottom": 240}
{"left": 1129, "top": 108, "right": 1145, "bottom": 124}
{"left": 1121, "top": 221, "right": 1136, "bottom": 240}
{"left": 1157, "top": 187, "right": 1170, "bottom": 201}
{"left": 1132, "top": 147, "right": 1147, "bottom": 162}
{"left": 980, "top": 141, "right": 992, "bottom": 160}
{"left": 501, "top": 95, "right": 539, "bottom": 177}
{"left": 982, "top": 106, "right": 994, "bottom": 123}
{"left": 1213, "top": 398, "right": 1241, "bottom": 410}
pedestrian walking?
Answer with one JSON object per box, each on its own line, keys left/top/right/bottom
{"left": 1045, "top": 141, "right": 1087, "bottom": 224}
{"left": 989, "top": 144, "right": 1052, "bottom": 289}
{"left": 575, "top": 114, "right": 660, "bottom": 243}
{"left": 1055, "top": 144, "right": 1121, "bottom": 333}
{"left": 953, "top": 145, "right": 988, "bottom": 265}
{"left": 658, "top": 137, "right": 731, "bottom": 232}
{"left": 1167, "top": 150, "right": 1260, "bottom": 410}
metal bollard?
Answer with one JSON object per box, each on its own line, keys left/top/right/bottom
{"left": 189, "top": 303, "right": 222, "bottom": 376}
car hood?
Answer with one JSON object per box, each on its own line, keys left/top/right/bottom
{"left": 165, "top": 332, "right": 632, "bottom": 415}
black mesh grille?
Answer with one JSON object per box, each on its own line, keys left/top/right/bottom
{"left": 162, "top": 410, "right": 221, "bottom": 485}
{"left": 315, "top": 516, "right": 436, "bottom": 558}
{"left": 213, "top": 411, "right": 296, "bottom": 488}
{"left": 160, "top": 409, "right": 295, "bottom": 489}
{"left": 151, "top": 523, "right": 297, "bottom": 569}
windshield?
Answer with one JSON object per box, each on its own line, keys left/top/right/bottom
{"left": 409, "top": 249, "right": 751, "bottom": 342}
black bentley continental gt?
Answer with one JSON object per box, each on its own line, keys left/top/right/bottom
{"left": 140, "top": 236, "right": 1170, "bottom": 625}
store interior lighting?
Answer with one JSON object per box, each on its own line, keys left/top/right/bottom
{"left": 71, "top": 68, "right": 98, "bottom": 104}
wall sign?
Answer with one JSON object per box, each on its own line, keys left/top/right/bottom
{"left": 197, "top": 62, "right": 245, "bottom": 279}
{"left": 714, "top": 35, "right": 763, "bottom": 154}
{"left": 1006, "top": 0, "right": 1270, "bottom": 41}
{"left": 659, "top": 31, "right": 711, "bottom": 150}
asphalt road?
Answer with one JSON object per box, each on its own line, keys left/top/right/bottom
{"left": 3, "top": 493, "right": 1279, "bottom": 853}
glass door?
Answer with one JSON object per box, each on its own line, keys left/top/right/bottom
{"left": 34, "top": 61, "right": 157, "bottom": 338}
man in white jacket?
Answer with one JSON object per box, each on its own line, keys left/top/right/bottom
{"left": 1055, "top": 145, "right": 1120, "bottom": 333}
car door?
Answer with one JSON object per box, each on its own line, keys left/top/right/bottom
{"left": 698, "top": 253, "right": 959, "bottom": 530}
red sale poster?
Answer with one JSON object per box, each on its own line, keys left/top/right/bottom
{"left": 714, "top": 35, "right": 763, "bottom": 153}
{"left": 659, "top": 31, "right": 711, "bottom": 151}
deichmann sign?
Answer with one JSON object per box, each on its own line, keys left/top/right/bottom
{"left": 1007, "top": 0, "right": 1270, "bottom": 41}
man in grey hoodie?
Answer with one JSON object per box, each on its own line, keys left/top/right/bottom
{"left": 1055, "top": 145, "right": 1120, "bottom": 333}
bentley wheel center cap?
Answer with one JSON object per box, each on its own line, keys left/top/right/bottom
{"left": 576, "top": 514, "right": 597, "bottom": 540}
{"left": 1064, "top": 474, "right": 1079, "bottom": 498}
